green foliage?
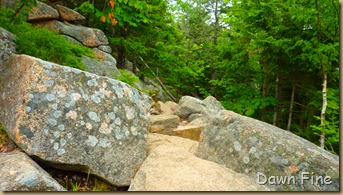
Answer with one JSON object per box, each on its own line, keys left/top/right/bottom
{"left": 0, "top": 123, "right": 9, "bottom": 145}
{"left": 0, "top": 7, "right": 94, "bottom": 70}
{"left": 114, "top": 69, "right": 140, "bottom": 88}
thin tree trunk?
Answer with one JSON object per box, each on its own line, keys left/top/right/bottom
{"left": 211, "top": 0, "right": 219, "bottom": 95}
{"left": 320, "top": 71, "right": 327, "bottom": 149}
{"left": 287, "top": 83, "right": 296, "bottom": 131}
{"left": 273, "top": 74, "right": 279, "bottom": 126}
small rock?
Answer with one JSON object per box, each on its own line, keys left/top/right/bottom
{"left": 149, "top": 115, "right": 180, "bottom": 133}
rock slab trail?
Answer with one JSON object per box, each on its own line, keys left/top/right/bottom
{"left": 128, "top": 133, "right": 269, "bottom": 191}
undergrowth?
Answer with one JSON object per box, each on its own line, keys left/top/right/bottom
{"left": 0, "top": 7, "right": 94, "bottom": 70}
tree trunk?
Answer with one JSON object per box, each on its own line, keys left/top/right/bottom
{"left": 117, "top": 46, "right": 125, "bottom": 69}
{"left": 211, "top": 0, "right": 219, "bottom": 96}
{"left": 287, "top": 83, "right": 296, "bottom": 131}
{"left": 273, "top": 74, "right": 279, "bottom": 126}
{"left": 320, "top": 71, "right": 327, "bottom": 149}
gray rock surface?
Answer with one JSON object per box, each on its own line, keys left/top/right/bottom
{"left": 174, "top": 96, "right": 207, "bottom": 119}
{"left": 98, "top": 45, "right": 112, "bottom": 54}
{"left": 195, "top": 110, "right": 339, "bottom": 191}
{"left": 203, "top": 95, "right": 225, "bottom": 111}
{"left": 129, "top": 145, "right": 270, "bottom": 191}
{"left": 0, "top": 151, "right": 66, "bottom": 191}
{"left": 28, "top": 1, "right": 60, "bottom": 22}
{"left": 0, "top": 54, "right": 151, "bottom": 186}
{"left": 54, "top": 4, "right": 85, "bottom": 21}
{"left": 0, "top": 27, "right": 16, "bottom": 71}
{"left": 82, "top": 48, "right": 121, "bottom": 78}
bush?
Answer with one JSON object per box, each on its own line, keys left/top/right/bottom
{"left": 0, "top": 7, "right": 94, "bottom": 70}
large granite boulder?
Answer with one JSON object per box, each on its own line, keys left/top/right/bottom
{"left": 0, "top": 151, "right": 66, "bottom": 191}
{"left": 0, "top": 54, "right": 151, "bottom": 186}
{"left": 28, "top": 1, "right": 60, "bottom": 22}
{"left": 173, "top": 96, "right": 207, "bottom": 119}
{"left": 54, "top": 4, "right": 85, "bottom": 21}
{"left": 32, "top": 20, "right": 109, "bottom": 47}
{"left": 195, "top": 110, "right": 339, "bottom": 191}
{"left": 0, "top": 27, "right": 17, "bottom": 70}
{"left": 129, "top": 145, "right": 269, "bottom": 191}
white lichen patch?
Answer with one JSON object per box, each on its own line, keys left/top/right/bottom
{"left": 80, "top": 121, "right": 85, "bottom": 125}
{"left": 63, "top": 66, "right": 71, "bottom": 73}
{"left": 65, "top": 103, "right": 71, "bottom": 108}
{"left": 52, "top": 103, "right": 58, "bottom": 110}
{"left": 87, "top": 79, "right": 98, "bottom": 87}
{"left": 58, "top": 124, "right": 65, "bottom": 131}
{"left": 243, "top": 157, "right": 250, "bottom": 164}
{"left": 99, "top": 122, "right": 111, "bottom": 134}
{"left": 88, "top": 112, "right": 100, "bottom": 122}
{"left": 54, "top": 110, "right": 62, "bottom": 118}
{"left": 44, "top": 80, "right": 54, "bottom": 86}
{"left": 91, "top": 95, "right": 101, "bottom": 104}
{"left": 99, "top": 137, "right": 109, "bottom": 148}
{"left": 233, "top": 141, "right": 242, "bottom": 152}
{"left": 88, "top": 135, "right": 98, "bottom": 147}
{"left": 48, "top": 118, "right": 58, "bottom": 126}
{"left": 67, "top": 133, "right": 72, "bottom": 139}
{"left": 44, "top": 129, "right": 49, "bottom": 135}
{"left": 249, "top": 147, "right": 257, "bottom": 154}
{"left": 108, "top": 112, "right": 116, "bottom": 120}
{"left": 53, "top": 142, "right": 59, "bottom": 150}
{"left": 53, "top": 131, "right": 60, "bottom": 138}
{"left": 60, "top": 138, "right": 67, "bottom": 146}
{"left": 123, "top": 87, "right": 132, "bottom": 99}
{"left": 72, "top": 68, "right": 82, "bottom": 74}
{"left": 114, "top": 117, "right": 121, "bottom": 125}
{"left": 29, "top": 94, "right": 34, "bottom": 99}
{"left": 46, "top": 94, "right": 56, "bottom": 102}
{"left": 57, "top": 148, "right": 65, "bottom": 156}
{"left": 26, "top": 107, "right": 31, "bottom": 112}
{"left": 125, "top": 107, "right": 135, "bottom": 120}
{"left": 229, "top": 148, "right": 233, "bottom": 153}
{"left": 281, "top": 159, "right": 289, "bottom": 165}
{"left": 66, "top": 110, "right": 78, "bottom": 119}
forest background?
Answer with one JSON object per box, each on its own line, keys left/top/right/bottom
{"left": 1, "top": 0, "right": 340, "bottom": 154}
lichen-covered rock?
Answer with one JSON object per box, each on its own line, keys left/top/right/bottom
{"left": 54, "top": 4, "right": 85, "bottom": 21}
{"left": 149, "top": 115, "right": 180, "bottom": 133}
{"left": 195, "top": 110, "right": 339, "bottom": 191}
{"left": 129, "top": 145, "right": 270, "bottom": 191}
{"left": 28, "top": 1, "right": 60, "bottom": 22}
{"left": 82, "top": 48, "right": 121, "bottom": 78}
{"left": 61, "top": 35, "right": 82, "bottom": 45}
{"left": 0, "top": 151, "right": 66, "bottom": 191}
{"left": 0, "top": 54, "right": 151, "bottom": 186}
{"left": 0, "top": 27, "right": 16, "bottom": 70}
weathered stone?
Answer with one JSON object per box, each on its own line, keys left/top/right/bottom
{"left": 165, "top": 101, "right": 179, "bottom": 112}
{"left": 98, "top": 45, "right": 112, "bottom": 54}
{"left": 188, "top": 113, "right": 204, "bottom": 122}
{"left": 163, "top": 125, "right": 205, "bottom": 141}
{"left": 129, "top": 145, "right": 270, "bottom": 191}
{"left": 174, "top": 96, "right": 206, "bottom": 119}
{"left": 82, "top": 48, "right": 121, "bottom": 78}
{"left": 0, "top": 151, "right": 66, "bottom": 191}
{"left": 0, "top": 27, "right": 16, "bottom": 71}
{"left": 28, "top": 2, "right": 60, "bottom": 22}
{"left": 203, "top": 95, "right": 225, "bottom": 111}
{"left": 155, "top": 101, "right": 173, "bottom": 115}
{"left": 31, "top": 20, "right": 65, "bottom": 34}
{"left": 0, "top": 54, "right": 151, "bottom": 186}
{"left": 195, "top": 110, "right": 339, "bottom": 191}
{"left": 147, "top": 133, "right": 198, "bottom": 155}
{"left": 32, "top": 20, "right": 108, "bottom": 47}
{"left": 61, "top": 35, "right": 82, "bottom": 45}
{"left": 1, "top": 0, "right": 20, "bottom": 8}
{"left": 149, "top": 115, "right": 180, "bottom": 133}
{"left": 54, "top": 4, "right": 85, "bottom": 21}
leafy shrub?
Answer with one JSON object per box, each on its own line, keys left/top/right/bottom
{"left": 0, "top": 7, "right": 94, "bottom": 70}
{"left": 114, "top": 69, "right": 140, "bottom": 88}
